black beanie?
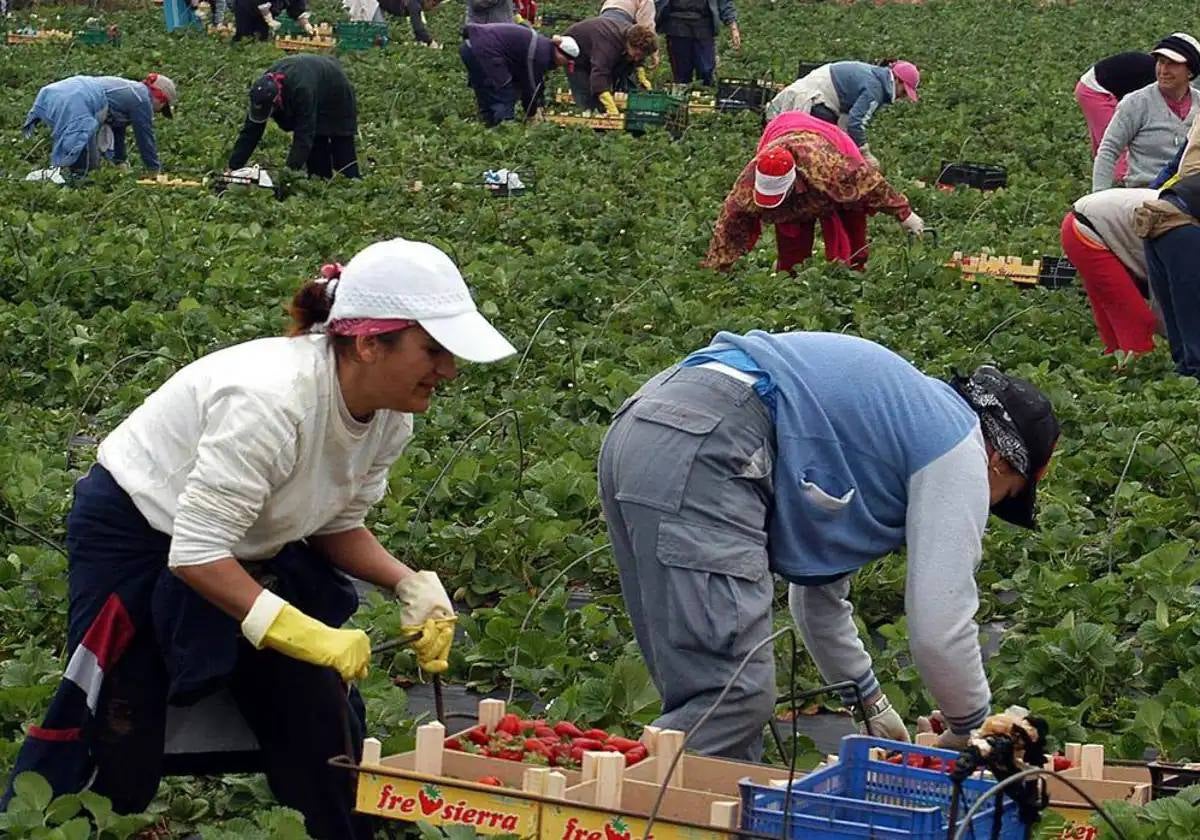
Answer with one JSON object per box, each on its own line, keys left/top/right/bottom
{"left": 1153, "top": 33, "right": 1200, "bottom": 78}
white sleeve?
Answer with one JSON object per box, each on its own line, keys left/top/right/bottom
{"left": 904, "top": 428, "right": 992, "bottom": 734}
{"left": 313, "top": 419, "right": 412, "bottom": 535}
{"left": 169, "top": 390, "right": 300, "bottom": 567}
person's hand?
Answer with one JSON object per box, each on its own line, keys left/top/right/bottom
{"left": 637, "top": 66, "right": 653, "bottom": 90}
{"left": 860, "top": 144, "right": 880, "bottom": 168}
{"left": 427, "top": 39, "right": 443, "bottom": 49}
{"left": 394, "top": 570, "right": 454, "bottom": 625}
{"left": 244, "top": 593, "right": 371, "bottom": 682}
{"left": 916, "top": 711, "right": 972, "bottom": 750}
{"left": 405, "top": 616, "right": 456, "bottom": 673}
{"left": 729, "top": 22, "right": 742, "bottom": 50}
{"left": 598, "top": 91, "right": 620, "bottom": 116}
{"left": 266, "top": 14, "right": 281, "bottom": 30}
{"left": 899, "top": 210, "right": 925, "bottom": 237}
{"left": 857, "top": 694, "right": 910, "bottom": 742}
{"left": 299, "top": 12, "right": 315, "bottom": 33}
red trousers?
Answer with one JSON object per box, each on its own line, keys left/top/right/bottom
{"left": 776, "top": 209, "right": 869, "bottom": 273}
{"left": 1060, "top": 212, "right": 1155, "bottom": 353}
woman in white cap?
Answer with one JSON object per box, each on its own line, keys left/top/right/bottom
{"left": 764, "top": 59, "right": 920, "bottom": 167}
{"left": 703, "top": 112, "right": 922, "bottom": 274}
{"left": 1093, "top": 33, "right": 1200, "bottom": 190}
{"left": 0, "top": 239, "right": 515, "bottom": 839}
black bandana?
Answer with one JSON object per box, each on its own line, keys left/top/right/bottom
{"left": 949, "top": 366, "right": 1031, "bottom": 477}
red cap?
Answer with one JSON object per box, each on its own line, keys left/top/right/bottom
{"left": 754, "top": 146, "right": 796, "bottom": 209}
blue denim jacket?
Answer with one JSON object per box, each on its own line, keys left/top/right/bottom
{"left": 23, "top": 76, "right": 160, "bottom": 170}
{"left": 828, "top": 61, "right": 896, "bottom": 148}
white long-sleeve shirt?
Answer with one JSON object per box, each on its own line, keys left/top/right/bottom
{"left": 98, "top": 334, "right": 413, "bottom": 567}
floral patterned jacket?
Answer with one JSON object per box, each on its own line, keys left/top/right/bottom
{"left": 702, "top": 131, "right": 911, "bottom": 271}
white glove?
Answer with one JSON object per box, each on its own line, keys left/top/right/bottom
{"left": 299, "top": 11, "right": 314, "bottom": 33}
{"left": 860, "top": 144, "right": 880, "bottom": 168}
{"left": 857, "top": 695, "right": 910, "bottom": 742}
{"left": 899, "top": 211, "right": 925, "bottom": 236}
{"left": 394, "top": 570, "right": 454, "bottom": 625}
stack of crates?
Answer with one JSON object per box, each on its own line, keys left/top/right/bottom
{"left": 336, "top": 20, "right": 388, "bottom": 51}
{"left": 624, "top": 90, "right": 688, "bottom": 138}
{"left": 739, "top": 736, "right": 1025, "bottom": 839}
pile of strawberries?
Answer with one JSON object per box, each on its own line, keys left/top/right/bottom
{"left": 446, "top": 715, "right": 649, "bottom": 770}
{"left": 884, "top": 752, "right": 1073, "bottom": 774}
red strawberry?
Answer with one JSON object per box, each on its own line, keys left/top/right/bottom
{"left": 605, "top": 736, "right": 642, "bottom": 752}
{"left": 570, "top": 738, "right": 605, "bottom": 751}
{"left": 496, "top": 714, "right": 522, "bottom": 736}
{"left": 465, "top": 726, "right": 490, "bottom": 746}
{"left": 623, "top": 744, "right": 648, "bottom": 766}
{"left": 477, "top": 776, "right": 504, "bottom": 786}
{"left": 417, "top": 784, "right": 442, "bottom": 816}
{"left": 444, "top": 738, "right": 464, "bottom": 751}
{"left": 583, "top": 728, "right": 610, "bottom": 741}
{"left": 1053, "top": 755, "right": 1073, "bottom": 772}
{"left": 554, "top": 721, "right": 584, "bottom": 738}
{"left": 534, "top": 725, "right": 558, "bottom": 739}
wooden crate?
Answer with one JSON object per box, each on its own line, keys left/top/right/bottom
{"left": 350, "top": 701, "right": 770, "bottom": 840}
{"left": 276, "top": 35, "right": 335, "bottom": 51}
{"left": 1038, "top": 743, "right": 1150, "bottom": 839}
{"left": 6, "top": 30, "right": 73, "bottom": 44}
{"left": 544, "top": 113, "right": 625, "bottom": 131}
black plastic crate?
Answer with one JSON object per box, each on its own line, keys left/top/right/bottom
{"left": 715, "top": 77, "right": 771, "bottom": 113}
{"left": 938, "top": 160, "right": 1008, "bottom": 190}
{"left": 796, "top": 59, "right": 847, "bottom": 78}
{"left": 1148, "top": 762, "right": 1200, "bottom": 799}
{"left": 1038, "top": 255, "right": 1077, "bottom": 288}
{"left": 539, "top": 10, "right": 580, "bottom": 25}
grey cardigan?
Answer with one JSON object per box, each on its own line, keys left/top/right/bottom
{"left": 1093, "top": 83, "right": 1200, "bottom": 191}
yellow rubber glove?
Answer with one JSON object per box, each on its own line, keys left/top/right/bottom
{"left": 242, "top": 591, "right": 370, "bottom": 682}
{"left": 598, "top": 91, "right": 620, "bottom": 116}
{"left": 403, "top": 616, "right": 456, "bottom": 673}
{"left": 636, "top": 67, "right": 652, "bottom": 90}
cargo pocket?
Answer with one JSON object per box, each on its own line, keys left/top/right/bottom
{"left": 613, "top": 399, "right": 722, "bottom": 513}
{"left": 657, "top": 517, "right": 769, "bottom": 654}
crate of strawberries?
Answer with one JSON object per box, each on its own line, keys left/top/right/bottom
{"left": 446, "top": 714, "right": 649, "bottom": 771}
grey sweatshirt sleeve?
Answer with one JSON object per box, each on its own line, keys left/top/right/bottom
{"left": 788, "top": 576, "right": 879, "bottom": 708}
{"left": 904, "top": 426, "right": 992, "bottom": 734}
{"left": 1093, "top": 95, "right": 1140, "bottom": 191}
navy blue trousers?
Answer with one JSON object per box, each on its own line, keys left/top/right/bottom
{"left": 667, "top": 34, "right": 717, "bottom": 86}
{"left": 2, "top": 465, "right": 372, "bottom": 840}
{"left": 460, "top": 42, "right": 519, "bottom": 126}
{"left": 1146, "top": 226, "right": 1200, "bottom": 377}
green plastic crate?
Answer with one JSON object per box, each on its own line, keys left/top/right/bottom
{"left": 335, "top": 20, "right": 388, "bottom": 51}
{"left": 624, "top": 91, "right": 688, "bottom": 137}
{"left": 276, "top": 14, "right": 306, "bottom": 36}
{"left": 75, "top": 26, "right": 119, "bottom": 46}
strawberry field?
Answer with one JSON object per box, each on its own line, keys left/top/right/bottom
{"left": 3, "top": 0, "right": 1200, "bottom": 836}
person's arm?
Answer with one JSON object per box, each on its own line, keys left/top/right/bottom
{"left": 788, "top": 576, "right": 879, "bottom": 707}
{"left": 701, "top": 162, "right": 763, "bottom": 271}
{"left": 309, "top": 526, "right": 416, "bottom": 590}
{"left": 1151, "top": 145, "right": 1185, "bottom": 188}
{"left": 590, "top": 50, "right": 615, "bottom": 98}
{"left": 635, "top": 0, "right": 655, "bottom": 29}
{"left": 845, "top": 89, "right": 880, "bottom": 149}
{"left": 1093, "top": 97, "right": 1138, "bottom": 191}
{"left": 130, "top": 93, "right": 162, "bottom": 171}
{"left": 1176, "top": 116, "right": 1200, "bottom": 180}
{"left": 904, "top": 429, "right": 992, "bottom": 736}
{"left": 716, "top": 0, "right": 736, "bottom": 24}
{"left": 407, "top": 0, "right": 432, "bottom": 43}
{"left": 228, "top": 118, "right": 267, "bottom": 170}
{"left": 285, "top": 90, "right": 318, "bottom": 170}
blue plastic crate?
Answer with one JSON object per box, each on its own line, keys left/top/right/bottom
{"left": 739, "top": 736, "right": 1024, "bottom": 840}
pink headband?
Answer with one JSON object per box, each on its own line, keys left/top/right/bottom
{"left": 326, "top": 317, "right": 417, "bottom": 336}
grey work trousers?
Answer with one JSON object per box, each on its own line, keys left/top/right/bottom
{"left": 598, "top": 366, "right": 777, "bottom": 761}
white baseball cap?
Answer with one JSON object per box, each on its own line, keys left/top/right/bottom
{"left": 330, "top": 238, "right": 516, "bottom": 363}
{"left": 555, "top": 36, "right": 580, "bottom": 59}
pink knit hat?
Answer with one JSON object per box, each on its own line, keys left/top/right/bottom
{"left": 892, "top": 61, "right": 920, "bottom": 102}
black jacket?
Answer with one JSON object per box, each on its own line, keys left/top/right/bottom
{"left": 228, "top": 55, "right": 358, "bottom": 171}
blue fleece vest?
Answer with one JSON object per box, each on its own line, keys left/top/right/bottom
{"left": 691, "top": 331, "right": 977, "bottom": 583}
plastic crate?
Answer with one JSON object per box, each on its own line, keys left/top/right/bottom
{"left": 539, "top": 10, "right": 580, "bottom": 25}
{"left": 937, "top": 161, "right": 1008, "bottom": 191}
{"left": 739, "top": 736, "right": 1024, "bottom": 840}
{"left": 335, "top": 20, "right": 388, "bottom": 50}
{"left": 797, "top": 59, "right": 847, "bottom": 78}
{"left": 624, "top": 91, "right": 688, "bottom": 137}
{"left": 75, "top": 26, "right": 119, "bottom": 46}
{"left": 1148, "top": 762, "right": 1200, "bottom": 799}
{"left": 1037, "top": 255, "right": 1077, "bottom": 288}
{"left": 715, "top": 77, "right": 771, "bottom": 113}
{"left": 276, "top": 14, "right": 306, "bottom": 35}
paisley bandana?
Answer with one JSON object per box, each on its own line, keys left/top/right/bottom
{"left": 949, "top": 365, "right": 1031, "bottom": 477}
